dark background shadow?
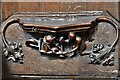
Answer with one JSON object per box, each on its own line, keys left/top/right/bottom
{"left": 2, "top": 55, "right": 11, "bottom": 79}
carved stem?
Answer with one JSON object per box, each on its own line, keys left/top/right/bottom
{"left": 1, "top": 18, "right": 21, "bottom": 53}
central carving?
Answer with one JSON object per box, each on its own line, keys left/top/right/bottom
{"left": 31, "top": 32, "right": 86, "bottom": 58}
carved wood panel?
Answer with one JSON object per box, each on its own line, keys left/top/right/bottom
{"left": 2, "top": 2, "right": 120, "bottom": 79}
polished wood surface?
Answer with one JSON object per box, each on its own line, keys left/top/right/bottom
{"left": 2, "top": 2, "right": 119, "bottom": 21}
{"left": 2, "top": 2, "right": 120, "bottom": 79}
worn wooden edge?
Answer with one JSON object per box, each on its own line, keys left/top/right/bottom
{"left": 1, "top": 75, "right": 119, "bottom": 80}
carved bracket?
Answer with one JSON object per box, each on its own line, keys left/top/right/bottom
{"left": 1, "top": 14, "right": 119, "bottom": 66}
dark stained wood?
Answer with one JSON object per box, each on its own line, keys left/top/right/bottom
{"left": 2, "top": 2, "right": 119, "bottom": 21}
{"left": 118, "top": 1, "right": 120, "bottom": 21}
{"left": 1, "top": 2, "right": 120, "bottom": 79}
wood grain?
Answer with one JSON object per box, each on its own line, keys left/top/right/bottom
{"left": 118, "top": 1, "right": 120, "bottom": 21}
{"left": 2, "top": 2, "right": 119, "bottom": 21}
{"left": 1, "top": 2, "right": 120, "bottom": 78}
